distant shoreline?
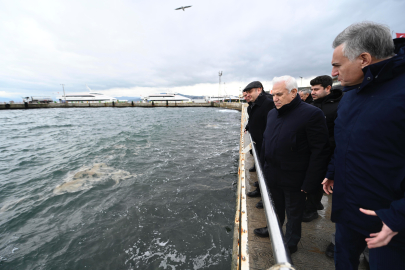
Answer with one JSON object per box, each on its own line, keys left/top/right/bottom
{"left": 0, "top": 101, "right": 243, "bottom": 111}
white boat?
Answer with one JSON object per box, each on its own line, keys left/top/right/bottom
{"left": 205, "top": 95, "right": 240, "bottom": 102}
{"left": 143, "top": 93, "right": 191, "bottom": 102}
{"left": 57, "top": 85, "right": 118, "bottom": 103}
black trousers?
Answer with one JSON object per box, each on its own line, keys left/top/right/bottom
{"left": 269, "top": 186, "right": 306, "bottom": 248}
{"left": 335, "top": 223, "right": 405, "bottom": 270}
{"left": 305, "top": 185, "right": 323, "bottom": 213}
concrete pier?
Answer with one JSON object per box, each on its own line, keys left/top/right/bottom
{"left": 233, "top": 105, "right": 369, "bottom": 270}
{"left": 0, "top": 102, "right": 243, "bottom": 110}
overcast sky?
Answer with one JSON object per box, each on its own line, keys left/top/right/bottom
{"left": 1, "top": 0, "right": 404, "bottom": 100}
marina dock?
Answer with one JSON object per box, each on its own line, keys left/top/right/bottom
{"left": 232, "top": 104, "right": 369, "bottom": 270}
{"left": 0, "top": 102, "right": 243, "bottom": 110}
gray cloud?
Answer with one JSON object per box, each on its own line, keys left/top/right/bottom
{"left": 0, "top": 0, "right": 404, "bottom": 99}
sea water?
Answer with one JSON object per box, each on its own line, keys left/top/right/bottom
{"left": 0, "top": 107, "right": 240, "bottom": 270}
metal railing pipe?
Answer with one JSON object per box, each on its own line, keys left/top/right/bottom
{"left": 249, "top": 133, "right": 294, "bottom": 270}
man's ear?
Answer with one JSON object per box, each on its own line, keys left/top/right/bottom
{"left": 359, "top": 52, "right": 372, "bottom": 68}
{"left": 291, "top": 88, "right": 298, "bottom": 95}
{"left": 326, "top": 85, "right": 332, "bottom": 94}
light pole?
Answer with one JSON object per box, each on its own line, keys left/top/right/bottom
{"left": 218, "top": 71, "right": 222, "bottom": 100}
{"left": 224, "top": 82, "right": 227, "bottom": 102}
{"left": 60, "top": 84, "right": 66, "bottom": 102}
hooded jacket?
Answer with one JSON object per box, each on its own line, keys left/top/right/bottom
{"left": 261, "top": 94, "right": 330, "bottom": 192}
{"left": 312, "top": 88, "right": 343, "bottom": 152}
{"left": 326, "top": 39, "right": 405, "bottom": 243}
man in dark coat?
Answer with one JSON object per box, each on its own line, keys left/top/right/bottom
{"left": 242, "top": 91, "right": 252, "bottom": 104}
{"left": 254, "top": 75, "right": 330, "bottom": 254}
{"left": 298, "top": 88, "right": 313, "bottom": 104}
{"left": 243, "top": 81, "right": 274, "bottom": 166}
{"left": 243, "top": 81, "right": 275, "bottom": 198}
{"left": 323, "top": 22, "right": 405, "bottom": 269}
{"left": 302, "top": 75, "right": 343, "bottom": 223}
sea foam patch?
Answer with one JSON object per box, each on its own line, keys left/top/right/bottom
{"left": 53, "top": 163, "right": 132, "bottom": 195}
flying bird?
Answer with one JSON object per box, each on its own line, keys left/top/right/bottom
{"left": 175, "top": 6, "right": 192, "bottom": 11}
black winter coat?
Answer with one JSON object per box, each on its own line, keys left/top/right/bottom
{"left": 304, "top": 94, "right": 313, "bottom": 104}
{"left": 312, "top": 89, "right": 343, "bottom": 152}
{"left": 326, "top": 39, "right": 405, "bottom": 241}
{"left": 261, "top": 94, "right": 330, "bottom": 192}
{"left": 262, "top": 91, "right": 273, "bottom": 101}
{"left": 245, "top": 94, "right": 274, "bottom": 155}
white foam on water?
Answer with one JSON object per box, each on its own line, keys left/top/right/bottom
{"left": 113, "top": 144, "right": 126, "bottom": 149}
{"left": 53, "top": 163, "right": 133, "bottom": 195}
{"left": 124, "top": 237, "right": 230, "bottom": 270}
{"left": 124, "top": 238, "right": 186, "bottom": 269}
{"left": 192, "top": 243, "right": 230, "bottom": 270}
{"left": 158, "top": 239, "right": 169, "bottom": 247}
{"left": 204, "top": 124, "right": 220, "bottom": 129}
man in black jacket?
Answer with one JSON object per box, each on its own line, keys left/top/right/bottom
{"left": 298, "top": 88, "right": 313, "bottom": 104}
{"left": 243, "top": 81, "right": 274, "bottom": 198}
{"left": 311, "top": 76, "right": 343, "bottom": 151}
{"left": 302, "top": 75, "right": 343, "bottom": 223}
{"left": 254, "top": 75, "right": 329, "bottom": 254}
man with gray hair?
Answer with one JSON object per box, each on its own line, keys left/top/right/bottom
{"left": 298, "top": 88, "right": 313, "bottom": 104}
{"left": 323, "top": 22, "right": 405, "bottom": 269}
{"left": 254, "top": 75, "right": 329, "bottom": 255}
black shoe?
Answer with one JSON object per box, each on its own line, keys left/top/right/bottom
{"left": 288, "top": 245, "right": 298, "bottom": 254}
{"left": 302, "top": 211, "right": 319, "bottom": 222}
{"left": 256, "top": 200, "right": 263, "bottom": 209}
{"left": 254, "top": 227, "right": 268, "bottom": 237}
{"left": 317, "top": 202, "right": 324, "bottom": 210}
{"left": 249, "top": 165, "right": 256, "bottom": 172}
{"left": 253, "top": 181, "right": 259, "bottom": 188}
{"left": 325, "top": 243, "right": 334, "bottom": 258}
{"left": 247, "top": 189, "right": 261, "bottom": 197}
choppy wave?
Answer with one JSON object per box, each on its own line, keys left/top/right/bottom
{"left": 0, "top": 197, "right": 27, "bottom": 213}
{"left": 0, "top": 107, "right": 239, "bottom": 269}
{"left": 124, "top": 237, "right": 231, "bottom": 270}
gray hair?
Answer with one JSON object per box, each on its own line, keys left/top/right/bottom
{"left": 332, "top": 21, "right": 395, "bottom": 61}
{"left": 299, "top": 88, "right": 311, "bottom": 95}
{"left": 272, "top": 76, "right": 298, "bottom": 93}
